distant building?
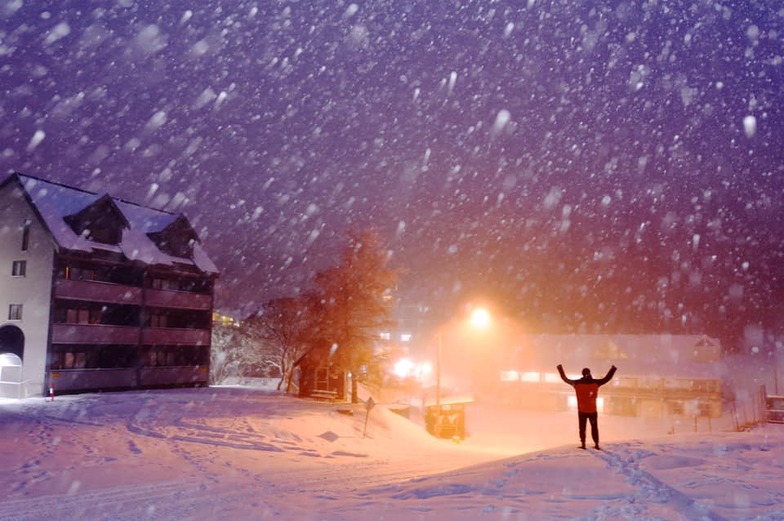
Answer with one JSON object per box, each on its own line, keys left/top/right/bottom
{"left": 498, "top": 334, "right": 727, "bottom": 419}
{"left": 212, "top": 311, "right": 240, "bottom": 328}
{"left": 0, "top": 173, "right": 219, "bottom": 398}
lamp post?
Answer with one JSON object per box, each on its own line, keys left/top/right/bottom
{"left": 435, "top": 306, "right": 490, "bottom": 410}
{"left": 428, "top": 306, "right": 492, "bottom": 439}
{"left": 436, "top": 330, "right": 442, "bottom": 409}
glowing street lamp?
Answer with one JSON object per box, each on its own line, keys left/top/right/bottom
{"left": 469, "top": 307, "right": 491, "bottom": 330}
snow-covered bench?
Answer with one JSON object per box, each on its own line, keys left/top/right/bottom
{"left": 310, "top": 390, "right": 338, "bottom": 402}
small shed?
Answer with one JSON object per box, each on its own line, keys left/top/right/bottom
{"left": 424, "top": 397, "right": 473, "bottom": 439}
{"left": 765, "top": 393, "right": 784, "bottom": 424}
{"left": 293, "top": 345, "right": 347, "bottom": 401}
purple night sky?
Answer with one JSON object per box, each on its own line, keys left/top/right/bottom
{"left": 2, "top": 1, "right": 782, "bottom": 347}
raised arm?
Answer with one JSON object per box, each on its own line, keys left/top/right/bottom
{"left": 596, "top": 365, "right": 617, "bottom": 386}
{"left": 557, "top": 364, "right": 575, "bottom": 385}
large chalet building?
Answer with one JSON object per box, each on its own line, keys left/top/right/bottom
{"left": 0, "top": 173, "right": 218, "bottom": 398}
{"left": 498, "top": 333, "right": 728, "bottom": 419}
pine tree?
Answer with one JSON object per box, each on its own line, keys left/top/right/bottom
{"left": 313, "top": 229, "right": 398, "bottom": 403}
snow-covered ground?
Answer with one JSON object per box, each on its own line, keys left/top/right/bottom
{"left": 1, "top": 386, "right": 782, "bottom": 520}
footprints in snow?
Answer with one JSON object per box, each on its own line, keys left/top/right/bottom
{"left": 590, "top": 443, "right": 727, "bottom": 521}
{"left": 127, "top": 413, "right": 350, "bottom": 458}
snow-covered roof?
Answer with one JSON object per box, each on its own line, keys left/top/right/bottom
{"left": 6, "top": 173, "right": 218, "bottom": 275}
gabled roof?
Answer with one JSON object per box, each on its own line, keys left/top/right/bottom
{"left": 146, "top": 214, "right": 200, "bottom": 257}
{"left": 63, "top": 193, "right": 130, "bottom": 245}
{"left": 1, "top": 173, "right": 218, "bottom": 275}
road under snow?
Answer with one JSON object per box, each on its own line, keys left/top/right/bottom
{"left": 1, "top": 387, "right": 781, "bottom": 520}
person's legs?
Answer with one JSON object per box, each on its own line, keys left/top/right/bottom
{"left": 588, "top": 413, "right": 599, "bottom": 448}
{"left": 578, "top": 412, "right": 588, "bottom": 448}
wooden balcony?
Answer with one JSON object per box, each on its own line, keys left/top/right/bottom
{"left": 54, "top": 279, "right": 143, "bottom": 305}
{"left": 142, "top": 327, "right": 211, "bottom": 346}
{"left": 48, "top": 369, "right": 137, "bottom": 392}
{"left": 139, "top": 366, "right": 209, "bottom": 387}
{"left": 52, "top": 324, "right": 140, "bottom": 345}
{"left": 144, "top": 288, "right": 212, "bottom": 310}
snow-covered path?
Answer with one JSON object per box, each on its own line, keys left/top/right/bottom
{"left": 1, "top": 387, "right": 782, "bottom": 520}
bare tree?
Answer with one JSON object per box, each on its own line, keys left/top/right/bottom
{"left": 210, "top": 322, "right": 243, "bottom": 384}
{"left": 244, "top": 296, "right": 312, "bottom": 391}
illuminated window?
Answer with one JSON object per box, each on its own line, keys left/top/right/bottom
{"left": 500, "top": 370, "right": 519, "bottom": 382}
{"left": 520, "top": 371, "right": 540, "bottom": 383}
{"left": 60, "top": 265, "right": 96, "bottom": 281}
{"left": 379, "top": 332, "right": 391, "bottom": 340}
{"left": 12, "top": 260, "right": 26, "bottom": 277}
{"left": 400, "top": 333, "right": 412, "bottom": 342}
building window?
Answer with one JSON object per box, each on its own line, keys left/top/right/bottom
{"left": 21, "top": 220, "right": 31, "bottom": 251}
{"left": 520, "top": 371, "right": 541, "bottom": 383}
{"left": 151, "top": 277, "right": 181, "bottom": 291}
{"left": 692, "top": 379, "right": 719, "bottom": 393}
{"left": 59, "top": 265, "right": 97, "bottom": 281}
{"left": 54, "top": 306, "right": 101, "bottom": 325}
{"left": 696, "top": 401, "right": 713, "bottom": 417}
{"left": 62, "top": 307, "right": 101, "bottom": 325}
{"left": 8, "top": 304, "right": 23, "bottom": 321}
{"left": 500, "top": 370, "right": 520, "bottom": 382}
{"left": 150, "top": 313, "right": 168, "bottom": 328}
{"left": 143, "top": 348, "right": 188, "bottom": 367}
{"left": 64, "top": 351, "right": 88, "bottom": 369}
{"left": 668, "top": 401, "right": 685, "bottom": 416}
{"left": 12, "top": 260, "right": 27, "bottom": 277}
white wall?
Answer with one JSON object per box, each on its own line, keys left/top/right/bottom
{"left": 0, "top": 181, "right": 55, "bottom": 397}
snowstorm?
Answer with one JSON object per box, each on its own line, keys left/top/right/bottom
{"left": 2, "top": 1, "right": 782, "bottom": 340}
{"left": 1, "top": 0, "right": 784, "bottom": 519}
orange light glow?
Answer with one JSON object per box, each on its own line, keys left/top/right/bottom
{"left": 469, "top": 307, "right": 491, "bottom": 329}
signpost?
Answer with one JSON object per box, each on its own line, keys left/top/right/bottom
{"left": 363, "top": 396, "right": 375, "bottom": 438}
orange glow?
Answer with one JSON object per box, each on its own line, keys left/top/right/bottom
{"left": 469, "top": 307, "right": 491, "bottom": 329}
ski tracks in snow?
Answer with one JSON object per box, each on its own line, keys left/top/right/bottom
{"left": 0, "top": 478, "right": 283, "bottom": 521}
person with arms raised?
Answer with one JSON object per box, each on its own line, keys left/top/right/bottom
{"left": 557, "top": 364, "right": 617, "bottom": 450}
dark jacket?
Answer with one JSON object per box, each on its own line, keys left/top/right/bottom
{"left": 557, "top": 365, "right": 617, "bottom": 413}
